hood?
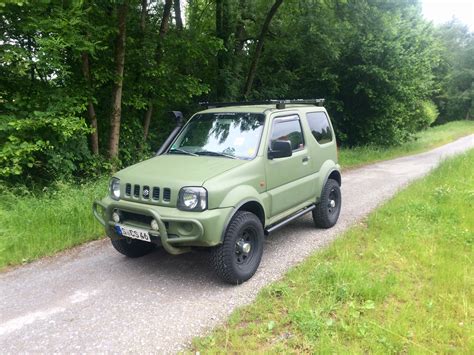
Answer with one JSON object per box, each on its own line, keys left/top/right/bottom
{"left": 115, "top": 154, "right": 247, "bottom": 207}
{"left": 118, "top": 154, "right": 246, "bottom": 186}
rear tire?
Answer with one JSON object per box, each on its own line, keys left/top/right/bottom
{"left": 313, "top": 178, "right": 341, "bottom": 228}
{"left": 111, "top": 237, "right": 155, "bottom": 258}
{"left": 211, "top": 211, "right": 264, "bottom": 284}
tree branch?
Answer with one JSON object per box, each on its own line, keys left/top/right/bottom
{"left": 243, "top": 0, "right": 284, "bottom": 98}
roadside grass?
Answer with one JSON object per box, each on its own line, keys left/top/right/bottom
{"left": 340, "top": 120, "right": 474, "bottom": 168}
{"left": 0, "top": 179, "right": 107, "bottom": 269}
{"left": 192, "top": 149, "right": 474, "bottom": 353}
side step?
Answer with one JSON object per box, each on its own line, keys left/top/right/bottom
{"left": 264, "top": 204, "right": 316, "bottom": 235}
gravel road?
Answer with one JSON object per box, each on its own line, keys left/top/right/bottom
{"left": 1, "top": 135, "right": 473, "bottom": 353}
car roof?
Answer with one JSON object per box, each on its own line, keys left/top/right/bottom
{"left": 198, "top": 105, "right": 326, "bottom": 115}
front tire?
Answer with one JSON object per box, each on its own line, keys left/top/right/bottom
{"left": 313, "top": 178, "right": 342, "bottom": 228}
{"left": 211, "top": 211, "right": 264, "bottom": 284}
{"left": 111, "top": 237, "right": 155, "bottom": 258}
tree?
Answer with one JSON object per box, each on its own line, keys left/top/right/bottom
{"left": 0, "top": 0, "right": 457, "bottom": 187}
{"left": 174, "top": 0, "right": 184, "bottom": 30}
{"left": 434, "top": 20, "right": 474, "bottom": 122}
{"left": 108, "top": 1, "right": 129, "bottom": 160}
{"left": 81, "top": 52, "right": 99, "bottom": 155}
{"left": 333, "top": 1, "right": 439, "bottom": 145}
{"left": 243, "top": 0, "right": 283, "bottom": 98}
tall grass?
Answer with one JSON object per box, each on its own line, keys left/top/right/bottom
{"left": 340, "top": 120, "right": 474, "bottom": 168}
{"left": 0, "top": 179, "right": 107, "bottom": 268}
{"left": 193, "top": 149, "right": 474, "bottom": 353}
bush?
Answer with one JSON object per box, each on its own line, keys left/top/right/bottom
{"left": 417, "top": 100, "right": 439, "bottom": 129}
{"left": 0, "top": 112, "right": 93, "bottom": 185}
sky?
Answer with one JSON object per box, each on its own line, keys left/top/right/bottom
{"left": 422, "top": 0, "right": 474, "bottom": 31}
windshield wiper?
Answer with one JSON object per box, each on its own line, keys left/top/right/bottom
{"left": 195, "top": 150, "right": 237, "bottom": 159}
{"left": 168, "top": 148, "right": 198, "bottom": 156}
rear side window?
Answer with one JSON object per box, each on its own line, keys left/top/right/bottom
{"left": 307, "top": 112, "right": 333, "bottom": 144}
{"left": 270, "top": 116, "right": 304, "bottom": 151}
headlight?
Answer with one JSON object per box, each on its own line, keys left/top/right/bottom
{"left": 109, "top": 177, "right": 121, "bottom": 200}
{"left": 178, "top": 187, "right": 207, "bottom": 211}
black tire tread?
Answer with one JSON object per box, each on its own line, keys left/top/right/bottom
{"left": 111, "top": 238, "right": 155, "bottom": 258}
{"left": 210, "top": 211, "right": 263, "bottom": 284}
{"left": 313, "top": 178, "right": 341, "bottom": 229}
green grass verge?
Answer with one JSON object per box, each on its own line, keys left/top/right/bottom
{"left": 340, "top": 120, "right": 474, "bottom": 168}
{"left": 192, "top": 149, "right": 474, "bottom": 353}
{"left": 0, "top": 179, "right": 107, "bottom": 269}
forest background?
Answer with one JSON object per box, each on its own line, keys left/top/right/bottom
{"left": 1, "top": 0, "right": 473, "bottom": 189}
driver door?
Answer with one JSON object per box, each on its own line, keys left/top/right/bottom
{"left": 265, "top": 114, "right": 313, "bottom": 217}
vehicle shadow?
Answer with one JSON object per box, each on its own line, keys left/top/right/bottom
{"left": 110, "top": 213, "right": 318, "bottom": 287}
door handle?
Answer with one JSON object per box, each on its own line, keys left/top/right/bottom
{"left": 302, "top": 156, "right": 309, "bottom": 163}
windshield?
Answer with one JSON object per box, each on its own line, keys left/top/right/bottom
{"left": 168, "top": 112, "right": 265, "bottom": 160}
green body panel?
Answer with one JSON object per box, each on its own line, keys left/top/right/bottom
{"left": 262, "top": 108, "right": 338, "bottom": 220}
{"left": 115, "top": 154, "right": 246, "bottom": 208}
{"left": 97, "top": 196, "right": 233, "bottom": 247}
{"left": 93, "top": 104, "right": 340, "bottom": 251}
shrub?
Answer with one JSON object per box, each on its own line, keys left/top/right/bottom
{"left": 417, "top": 100, "right": 439, "bottom": 129}
{"left": 0, "top": 112, "right": 93, "bottom": 185}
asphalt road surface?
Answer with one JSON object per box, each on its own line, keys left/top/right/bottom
{"left": 1, "top": 135, "right": 473, "bottom": 353}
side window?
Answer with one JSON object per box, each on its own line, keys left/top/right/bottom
{"left": 270, "top": 116, "right": 304, "bottom": 151}
{"left": 307, "top": 112, "right": 333, "bottom": 144}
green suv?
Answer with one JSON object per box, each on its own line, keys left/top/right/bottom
{"left": 93, "top": 99, "right": 341, "bottom": 284}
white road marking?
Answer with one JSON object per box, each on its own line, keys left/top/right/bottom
{"left": 69, "top": 289, "right": 98, "bottom": 304}
{"left": 0, "top": 307, "right": 66, "bottom": 336}
{"left": 0, "top": 289, "right": 98, "bottom": 336}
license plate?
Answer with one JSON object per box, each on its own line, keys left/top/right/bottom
{"left": 115, "top": 225, "right": 151, "bottom": 242}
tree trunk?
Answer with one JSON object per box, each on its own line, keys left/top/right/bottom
{"left": 81, "top": 52, "right": 99, "bottom": 155}
{"left": 142, "top": 0, "right": 173, "bottom": 142}
{"left": 143, "top": 104, "right": 153, "bottom": 140}
{"left": 139, "top": 0, "right": 149, "bottom": 147}
{"left": 140, "top": 0, "right": 147, "bottom": 32}
{"left": 174, "top": 0, "right": 183, "bottom": 30}
{"left": 156, "top": 0, "right": 173, "bottom": 62}
{"left": 215, "top": 0, "right": 230, "bottom": 100}
{"left": 108, "top": 1, "right": 128, "bottom": 160}
{"left": 243, "top": 0, "right": 283, "bottom": 98}
{"left": 234, "top": 0, "right": 247, "bottom": 55}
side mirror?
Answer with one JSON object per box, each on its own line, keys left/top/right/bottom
{"left": 268, "top": 140, "right": 292, "bottom": 159}
{"left": 170, "top": 111, "right": 184, "bottom": 126}
{"left": 156, "top": 111, "right": 185, "bottom": 156}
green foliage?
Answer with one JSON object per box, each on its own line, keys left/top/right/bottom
{"left": 0, "top": 113, "right": 92, "bottom": 183}
{"left": 192, "top": 149, "right": 474, "bottom": 353}
{"left": 417, "top": 100, "right": 439, "bottom": 128}
{"left": 332, "top": 2, "right": 438, "bottom": 145}
{"left": 434, "top": 20, "right": 474, "bottom": 122}
{"left": 243, "top": 0, "right": 441, "bottom": 146}
{"left": 0, "top": 0, "right": 471, "bottom": 187}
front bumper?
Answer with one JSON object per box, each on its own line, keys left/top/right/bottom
{"left": 92, "top": 197, "right": 232, "bottom": 254}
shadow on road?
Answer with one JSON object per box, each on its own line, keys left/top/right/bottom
{"left": 107, "top": 214, "right": 317, "bottom": 288}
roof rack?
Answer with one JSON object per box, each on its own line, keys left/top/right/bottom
{"left": 199, "top": 98, "right": 325, "bottom": 110}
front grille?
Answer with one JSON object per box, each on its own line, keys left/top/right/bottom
{"left": 163, "top": 188, "right": 171, "bottom": 202}
{"left": 122, "top": 210, "right": 153, "bottom": 225}
{"left": 152, "top": 187, "right": 160, "bottom": 200}
{"left": 124, "top": 182, "right": 171, "bottom": 204}
{"left": 120, "top": 210, "right": 169, "bottom": 229}
{"left": 143, "top": 185, "right": 150, "bottom": 199}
